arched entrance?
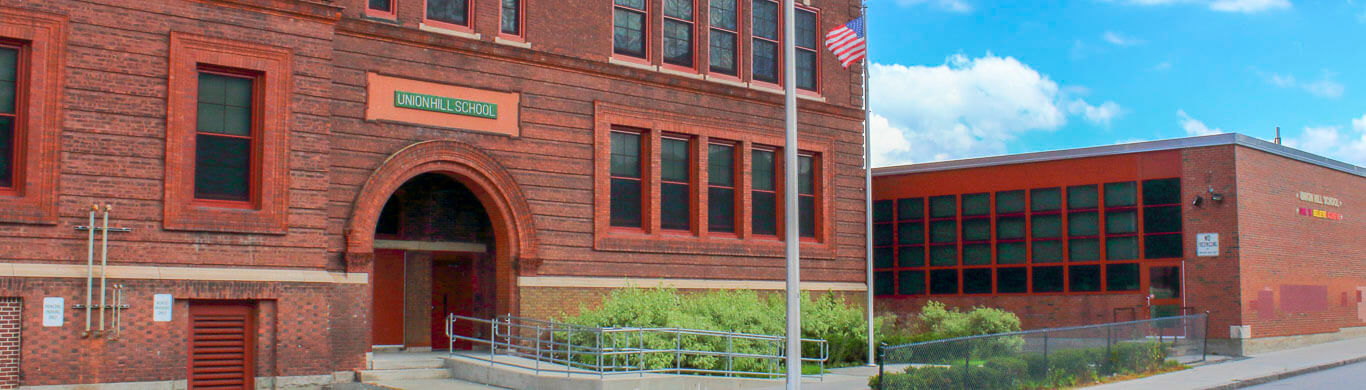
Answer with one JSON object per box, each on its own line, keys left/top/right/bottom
{"left": 345, "top": 141, "right": 537, "bottom": 351}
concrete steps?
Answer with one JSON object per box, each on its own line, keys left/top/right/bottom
{"left": 359, "top": 368, "right": 453, "bottom": 382}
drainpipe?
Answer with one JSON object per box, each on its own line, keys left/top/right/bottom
{"left": 84, "top": 204, "right": 96, "bottom": 338}
{"left": 98, "top": 204, "right": 110, "bottom": 336}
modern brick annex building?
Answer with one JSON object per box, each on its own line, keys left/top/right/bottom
{"left": 872, "top": 133, "right": 1366, "bottom": 356}
{"left": 0, "top": 0, "right": 869, "bottom": 387}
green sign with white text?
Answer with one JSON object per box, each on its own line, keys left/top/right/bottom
{"left": 393, "top": 90, "right": 498, "bottom": 119}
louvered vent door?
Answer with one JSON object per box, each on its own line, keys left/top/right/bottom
{"left": 188, "top": 302, "right": 255, "bottom": 390}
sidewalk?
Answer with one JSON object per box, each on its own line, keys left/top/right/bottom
{"left": 1089, "top": 337, "right": 1366, "bottom": 390}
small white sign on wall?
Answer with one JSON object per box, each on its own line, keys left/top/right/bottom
{"left": 1197, "top": 233, "right": 1219, "bottom": 257}
{"left": 42, "top": 297, "right": 64, "bottom": 327}
{"left": 153, "top": 294, "right": 173, "bottom": 322}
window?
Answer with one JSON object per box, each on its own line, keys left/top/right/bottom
{"left": 794, "top": 8, "right": 818, "bottom": 91}
{"left": 873, "top": 199, "right": 895, "bottom": 296}
{"left": 1143, "top": 178, "right": 1183, "bottom": 259}
{"left": 427, "top": 0, "right": 471, "bottom": 28}
{"left": 708, "top": 0, "right": 740, "bottom": 75}
{"left": 164, "top": 32, "right": 291, "bottom": 233}
{"left": 367, "top": 0, "right": 397, "bottom": 18}
{"left": 0, "top": 44, "right": 18, "bottom": 191}
{"left": 750, "top": 0, "right": 779, "bottom": 83}
{"left": 194, "top": 71, "right": 257, "bottom": 203}
{"left": 996, "top": 190, "right": 1027, "bottom": 265}
{"left": 660, "top": 136, "right": 692, "bottom": 231}
{"left": 880, "top": 177, "right": 1173, "bottom": 297}
{"left": 1104, "top": 182, "right": 1138, "bottom": 260}
{"left": 614, "top": 0, "right": 647, "bottom": 58}
{"left": 797, "top": 154, "right": 816, "bottom": 238}
{"left": 1030, "top": 188, "right": 1062, "bottom": 263}
{"left": 1067, "top": 185, "right": 1100, "bottom": 261}
{"left": 501, "top": 0, "right": 523, "bottom": 36}
{"left": 663, "top": 0, "right": 696, "bottom": 68}
{"left": 751, "top": 148, "right": 777, "bottom": 236}
{"left": 610, "top": 130, "right": 644, "bottom": 228}
{"left": 707, "top": 143, "right": 737, "bottom": 233}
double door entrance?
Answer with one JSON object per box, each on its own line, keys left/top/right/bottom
{"left": 371, "top": 249, "right": 494, "bottom": 350}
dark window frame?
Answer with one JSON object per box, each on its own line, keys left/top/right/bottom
{"left": 0, "top": 40, "right": 26, "bottom": 195}
{"left": 609, "top": 129, "right": 647, "bottom": 230}
{"left": 192, "top": 66, "right": 262, "bottom": 207}
{"left": 706, "top": 140, "right": 739, "bottom": 235}
{"left": 1142, "top": 178, "right": 1184, "bottom": 259}
{"left": 707, "top": 0, "right": 742, "bottom": 77}
{"left": 659, "top": 134, "right": 694, "bottom": 232}
{"left": 749, "top": 0, "right": 781, "bottom": 85}
{"left": 793, "top": 6, "right": 820, "bottom": 93}
{"left": 661, "top": 0, "right": 698, "bottom": 70}
{"left": 366, "top": 0, "right": 398, "bottom": 19}
{"left": 749, "top": 146, "right": 779, "bottom": 237}
{"left": 613, "top": 0, "right": 650, "bottom": 61}
{"left": 797, "top": 152, "right": 818, "bottom": 240}
{"left": 424, "top": 0, "right": 475, "bottom": 32}
{"left": 500, "top": 0, "right": 526, "bottom": 39}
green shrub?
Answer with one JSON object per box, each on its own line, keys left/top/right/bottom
{"left": 1109, "top": 341, "right": 1169, "bottom": 374}
{"left": 561, "top": 286, "right": 876, "bottom": 370}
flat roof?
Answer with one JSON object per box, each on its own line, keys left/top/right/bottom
{"left": 872, "top": 133, "right": 1366, "bottom": 179}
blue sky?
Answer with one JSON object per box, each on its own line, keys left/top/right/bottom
{"left": 864, "top": 0, "right": 1366, "bottom": 167}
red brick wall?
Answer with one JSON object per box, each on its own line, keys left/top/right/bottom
{"left": 1235, "top": 146, "right": 1366, "bottom": 338}
{"left": 1179, "top": 146, "right": 1242, "bottom": 338}
{"left": 0, "top": 298, "right": 18, "bottom": 390}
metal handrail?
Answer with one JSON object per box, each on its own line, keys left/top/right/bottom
{"left": 447, "top": 313, "right": 828, "bottom": 379}
{"left": 883, "top": 313, "right": 1209, "bottom": 354}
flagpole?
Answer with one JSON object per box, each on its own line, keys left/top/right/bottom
{"left": 861, "top": 3, "right": 875, "bottom": 368}
{"left": 782, "top": 0, "right": 802, "bottom": 388}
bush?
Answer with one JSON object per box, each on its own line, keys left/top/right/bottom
{"left": 561, "top": 286, "right": 876, "bottom": 370}
{"left": 885, "top": 302, "right": 1024, "bottom": 364}
{"left": 872, "top": 341, "right": 1174, "bottom": 389}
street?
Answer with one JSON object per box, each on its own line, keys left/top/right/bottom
{"left": 1244, "top": 361, "right": 1366, "bottom": 389}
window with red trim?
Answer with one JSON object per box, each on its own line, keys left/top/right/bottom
{"left": 797, "top": 153, "right": 817, "bottom": 238}
{"left": 926, "top": 195, "right": 957, "bottom": 293}
{"left": 501, "top": 0, "right": 523, "bottom": 36}
{"left": 660, "top": 135, "right": 692, "bottom": 231}
{"left": 707, "top": 142, "right": 738, "bottom": 233}
{"left": 662, "top": 0, "right": 696, "bottom": 68}
{"left": 750, "top": 147, "right": 777, "bottom": 236}
{"left": 194, "top": 70, "right": 258, "bottom": 204}
{"left": 613, "top": 0, "right": 648, "bottom": 58}
{"left": 1104, "top": 181, "right": 1140, "bottom": 260}
{"left": 708, "top": 0, "right": 740, "bottom": 76}
{"left": 794, "top": 7, "right": 819, "bottom": 92}
{"left": 610, "top": 130, "right": 645, "bottom": 228}
{"left": 0, "top": 42, "right": 21, "bottom": 192}
{"left": 427, "top": 0, "right": 471, "bottom": 28}
{"left": 871, "top": 199, "right": 896, "bottom": 296}
{"left": 1142, "top": 178, "right": 1183, "bottom": 258}
{"left": 750, "top": 0, "right": 779, "bottom": 83}
{"left": 367, "top": 0, "right": 396, "bottom": 18}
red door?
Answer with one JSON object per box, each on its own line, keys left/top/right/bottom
{"left": 432, "top": 253, "right": 479, "bottom": 350}
{"left": 188, "top": 302, "right": 255, "bottom": 390}
{"left": 371, "top": 249, "right": 405, "bottom": 346}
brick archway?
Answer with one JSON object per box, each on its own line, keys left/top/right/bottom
{"left": 345, "top": 140, "right": 537, "bottom": 316}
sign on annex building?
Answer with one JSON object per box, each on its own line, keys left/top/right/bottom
{"left": 366, "top": 72, "right": 520, "bottom": 137}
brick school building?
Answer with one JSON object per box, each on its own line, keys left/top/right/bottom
{"left": 871, "top": 134, "right": 1366, "bottom": 355}
{"left": 0, "top": 0, "right": 869, "bottom": 387}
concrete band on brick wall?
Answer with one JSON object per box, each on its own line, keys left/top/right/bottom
{"left": 0, "top": 263, "right": 367, "bottom": 284}
{"left": 518, "top": 276, "right": 867, "bottom": 291}
{"left": 18, "top": 373, "right": 350, "bottom": 390}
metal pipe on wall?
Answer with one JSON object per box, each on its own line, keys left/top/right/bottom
{"left": 98, "top": 204, "right": 110, "bottom": 334}
{"left": 85, "top": 204, "right": 96, "bottom": 338}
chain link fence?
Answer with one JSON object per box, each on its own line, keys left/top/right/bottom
{"left": 875, "top": 313, "right": 1208, "bottom": 390}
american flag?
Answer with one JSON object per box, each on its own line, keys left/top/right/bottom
{"left": 825, "top": 16, "right": 866, "bottom": 68}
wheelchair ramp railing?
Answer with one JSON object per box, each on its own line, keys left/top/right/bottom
{"left": 446, "top": 314, "right": 828, "bottom": 379}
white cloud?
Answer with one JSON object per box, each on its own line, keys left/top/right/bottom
{"left": 868, "top": 54, "right": 1123, "bottom": 166}
{"left": 1177, "top": 109, "right": 1225, "bottom": 136}
{"left": 1106, "top": 0, "right": 1292, "bottom": 13}
{"left": 1209, "top": 0, "right": 1292, "bottom": 13}
{"left": 1282, "top": 114, "right": 1366, "bottom": 165}
{"left": 1069, "top": 99, "right": 1126, "bottom": 126}
{"left": 1102, "top": 31, "right": 1145, "bottom": 46}
{"left": 895, "top": 0, "right": 973, "bottom": 13}
{"left": 1263, "top": 72, "right": 1345, "bottom": 98}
